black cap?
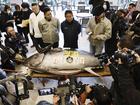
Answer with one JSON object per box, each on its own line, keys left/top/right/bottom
{"left": 92, "top": 5, "right": 105, "bottom": 16}
{"left": 37, "top": 101, "right": 53, "bottom": 105}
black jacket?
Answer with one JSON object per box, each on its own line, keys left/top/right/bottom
{"left": 0, "top": 44, "right": 15, "bottom": 70}
{"left": 130, "top": 11, "right": 140, "bottom": 35}
{"left": 109, "top": 64, "right": 140, "bottom": 105}
{"left": 0, "top": 11, "right": 13, "bottom": 32}
{"left": 89, "top": 0, "right": 104, "bottom": 7}
{"left": 13, "top": 11, "right": 22, "bottom": 25}
{"left": 5, "top": 33, "right": 28, "bottom": 57}
{"left": 39, "top": 3, "right": 49, "bottom": 12}
{"left": 21, "top": 9, "right": 32, "bottom": 31}
{"left": 105, "top": 15, "right": 128, "bottom": 56}
{"left": 61, "top": 19, "right": 81, "bottom": 49}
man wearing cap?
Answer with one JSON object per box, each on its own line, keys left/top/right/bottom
{"left": 86, "top": 5, "right": 112, "bottom": 55}
{"left": 38, "top": 0, "right": 49, "bottom": 12}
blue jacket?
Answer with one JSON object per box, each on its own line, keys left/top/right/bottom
{"left": 61, "top": 19, "right": 81, "bottom": 49}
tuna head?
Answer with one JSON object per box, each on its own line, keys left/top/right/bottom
{"left": 24, "top": 53, "right": 45, "bottom": 67}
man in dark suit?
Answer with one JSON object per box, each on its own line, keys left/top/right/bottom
{"left": 61, "top": 10, "right": 81, "bottom": 49}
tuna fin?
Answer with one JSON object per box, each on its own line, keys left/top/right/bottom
{"left": 84, "top": 67, "right": 109, "bottom": 86}
{"left": 84, "top": 67, "right": 101, "bottom": 77}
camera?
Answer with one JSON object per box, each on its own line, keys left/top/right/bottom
{"left": 97, "top": 49, "right": 137, "bottom": 67}
{"left": 110, "top": 49, "right": 136, "bottom": 66}
{"left": 38, "top": 88, "right": 55, "bottom": 96}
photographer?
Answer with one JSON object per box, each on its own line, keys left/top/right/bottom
{"left": 4, "top": 26, "right": 28, "bottom": 61}
{"left": 0, "top": 33, "right": 15, "bottom": 70}
{"left": 37, "top": 95, "right": 60, "bottom": 105}
{"left": 108, "top": 36, "right": 140, "bottom": 105}
{"left": 79, "top": 84, "right": 112, "bottom": 105}
{"left": 130, "top": 11, "right": 140, "bottom": 46}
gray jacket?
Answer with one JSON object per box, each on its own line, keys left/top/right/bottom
{"left": 38, "top": 17, "right": 60, "bottom": 44}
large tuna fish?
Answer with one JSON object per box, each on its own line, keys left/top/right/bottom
{"left": 25, "top": 48, "right": 101, "bottom": 75}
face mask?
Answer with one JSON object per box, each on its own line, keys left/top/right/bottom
{"left": 7, "top": 10, "right": 11, "bottom": 14}
{"left": 39, "top": 2, "right": 43, "bottom": 6}
{"left": 22, "top": 8, "right": 28, "bottom": 11}
{"left": 103, "top": 4, "right": 107, "bottom": 10}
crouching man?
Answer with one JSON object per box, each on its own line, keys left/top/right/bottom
{"left": 5, "top": 26, "right": 28, "bottom": 62}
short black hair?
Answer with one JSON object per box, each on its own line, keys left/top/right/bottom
{"left": 116, "top": 9, "right": 126, "bottom": 17}
{"left": 118, "top": 35, "right": 134, "bottom": 50}
{"left": 15, "top": 4, "right": 20, "bottom": 10}
{"left": 92, "top": 5, "right": 105, "bottom": 16}
{"left": 129, "top": 3, "right": 136, "bottom": 7}
{"left": 4, "top": 5, "right": 10, "bottom": 11}
{"left": 21, "top": 2, "right": 30, "bottom": 9}
{"left": 31, "top": 3, "right": 38, "bottom": 6}
{"left": 65, "top": 10, "right": 73, "bottom": 16}
{"left": 131, "top": 10, "right": 140, "bottom": 22}
{"left": 37, "top": 100, "right": 52, "bottom": 105}
{"left": 43, "top": 7, "right": 51, "bottom": 14}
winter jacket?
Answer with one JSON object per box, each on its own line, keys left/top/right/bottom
{"left": 87, "top": 16, "right": 112, "bottom": 46}
{"left": 61, "top": 19, "right": 81, "bottom": 48}
{"left": 29, "top": 11, "right": 44, "bottom": 38}
{"left": 38, "top": 17, "right": 60, "bottom": 44}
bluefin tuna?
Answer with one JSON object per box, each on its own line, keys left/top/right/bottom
{"left": 25, "top": 48, "right": 101, "bottom": 75}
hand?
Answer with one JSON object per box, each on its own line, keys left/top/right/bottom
{"left": 88, "top": 32, "right": 92, "bottom": 35}
{"left": 134, "top": 53, "right": 140, "bottom": 63}
{"left": 94, "top": 36, "right": 103, "bottom": 40}
{"left": 53, "top": 95, "right": 60, "bottom": 105}
{"left": 106, "top": 59, "right": 112, "bottom": 66}
{"left": 85, "top": 85, "right": 92, "bottom": 94}
{"left": 117, "top": 58, "right": 123, "bottom": 64}
{"left": 15, "top": 53, "right": 23, "bottom": 61}
{"left": 71, "top": 95, "right": 79, "bottom": 105}
{"left": 30, "top": 33, "right": 34, "bottom": 36}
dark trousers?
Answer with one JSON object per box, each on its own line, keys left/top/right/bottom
{"left": 22, "top": 27, "right": 29, "bottom": 43}
{"left": 43, "top": 42, "right": 59, "bottom": 48}
{"left": 16, "top": 26, "right": 23, "bottom": 36}
{"left": 34, "top": 38, "right": 45, "bottom": 48}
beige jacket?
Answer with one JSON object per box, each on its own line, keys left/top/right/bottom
{"left": 38, "top": 17, "right": 60, "bottom": 44}
{"left": 86, "top": 16, "right": 112, "bottom": 46}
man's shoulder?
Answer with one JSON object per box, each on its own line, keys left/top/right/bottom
{"left": 73, "top": 19, "right": 80, "bottom": 24}
{"left": 89, "top": 16, "right": 95, "bottom": 21}
{"left": 61, "top": 20, "right": 67, "bottom": 25}
{"left": 30, "top": 13, "right": 35, "bottom": 17}
{"left": 38, "top": 18, "right": 46, "bottom": 24}
{"left": 103, "top": 17, "right": 111, "bottom": 24}
{"left": 88, "top": 16, "right": 95, "bottom": 23}
{"left": 52, "top": 17, "right": 59, "bottom": 21}
{"left": 39, "top": 11, "right": 44, "bottom": 16}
